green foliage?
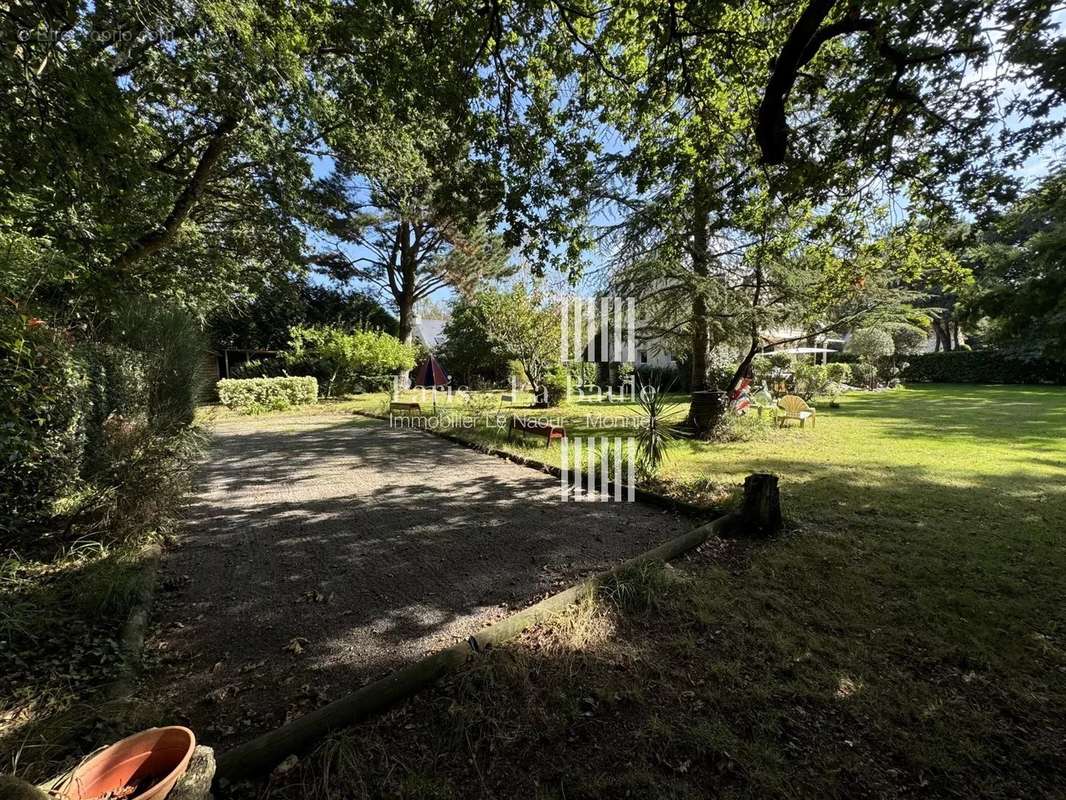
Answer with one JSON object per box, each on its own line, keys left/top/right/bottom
{"left": 851, "top": 362, "right": 879, "bottom": 389}
{"left": 903, "top": 351, "right": 1066, "bottom": 385}
{"left": 286, "top": 326, "right": 415, "bottom": 397}
{"left": 229, "top": 358, "right": 287, "bottom": 380}
{"left": 0, "top": 312, "right": 89, "bottom": 534}
{"left": 217, "top": 377, "right": 318, "bottom": 413}
{"left": 81, "top": 344, "right": 149, "bottom": 475}
{"left": 1, "top": 300, "right": 207, "bottom": 544}
{"left": 970, "top": 169, "right": 1066, "bottom": 358}
{"left": 636, "top": 364, "right": 687, "bottom": 392}
{"left": 439, "top": 292, "right": 510, "bottom": 386}
{"left": 477, "top": 287, "right": 562, "bottom": 405}
{"left": 568, "top": 361, "right": 599, "bottom": 386}
{"left": 508, "top": 360, "right": 530, "bottom": 389}
{"left": 847, "top": 328, "right": 895, "bottom": 360}
{"left": 825, "top": 363, "right": 853, "bottom": 384}
{"left": 540, "top": 367, "right": 570, "bottom": 407}
{"left": 211, "top": 277, "right": 397, "bottom": 351}
{"left": 110, "top": 305, "right": 206, "bottom": 431}
{"left": 633, "top": 383, "right": 684, "bottom": 480}
{"left": 890, "top": 325, "right": 929, "bottom": 355}
{"left": 792, "top": 363, "right": 829, "bottom": 401}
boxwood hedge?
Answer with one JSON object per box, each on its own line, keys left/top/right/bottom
{"left": 902, "top": 351, "right": 1066, "bottom": 385}
{"left": 217, "top": 376, "right": 318, "bottom": 412}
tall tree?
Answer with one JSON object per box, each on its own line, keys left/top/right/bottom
{"left": 970, "top": 169, "right": 1066, "bottom": 359}
{"left": 535, "top": 0, "right": 1064, "bottom": 425}
{"left": 308, "top": 119, "right": 511, "bottom": 345}
{"left": 1, "top": 0, "right": 343, "bottom": 319}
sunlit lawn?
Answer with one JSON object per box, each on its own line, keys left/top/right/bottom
{"left": 248, "top": 383, "right": 1066, "bottom": 798}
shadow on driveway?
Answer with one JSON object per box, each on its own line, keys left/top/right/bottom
{"left": 140, "top": 415, "right": 691, "bottom": 746}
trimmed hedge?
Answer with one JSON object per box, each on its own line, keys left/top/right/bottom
{"left": 902, "top": 351, "right": 1066, "bottom": 385}
{"left": 217, "top": 376, "right": 318, "bottom": 412}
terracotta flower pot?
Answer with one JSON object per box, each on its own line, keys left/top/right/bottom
{"left": 61, "top": 726, "right": 196, "bottom": 800}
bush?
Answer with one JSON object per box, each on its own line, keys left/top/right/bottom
{"left": 286, "top": 326, "right": 415, "bottom": 397}
{"left": 539, "top": 367, "right": 569, "bottom": 407}
{"left": 793, "top": 363, "right": 829, "bottom": 400}
{"left": 891, "top": 325, "right": 928, "bottom": 355}
{"left": 1, "top": 301, "right": 206, "bottom": 543}
{"left": 508, "top": 359, "right": 530, "bottom": 389}
{"left": 636, "top": 364, "right": 684, "bottom": 391}
{"left": 217, "top": 377, "right": 318, "bottom": 412}
{"left": 568, "top": 361, "right": 598, "bottom": 386}
{"left": 825, "top": 362, "right": 853, "bottom": 384}
{"left": 902, "top": 351, "right": 1066, "bottom": 385}
{"left": 81, "top": 343, "right": 150, "bottom": 475}
{"left": 851, "top": 362, "right": 879, "bottom": 389}
{"left": 1, "top": 312, "right": 89, "bottom": 533}
{"left": 847, "top": 328, "right": 895, "bottom": 359}
{"left": 230, "top": 358, "right": 287, "bottom": 379}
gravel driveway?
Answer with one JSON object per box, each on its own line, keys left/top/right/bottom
{"left": 142, "top": 414, "right": 690, "bottom": 747}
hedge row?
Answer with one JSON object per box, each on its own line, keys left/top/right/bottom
{"left": 2, "top": 307, "right": 205, "bottom": 538}
{"left": 902, "top": 350, "right": 1066, "bottom": 385}
{"left": 217, "top": 376, "right": 318, "bottom": 411}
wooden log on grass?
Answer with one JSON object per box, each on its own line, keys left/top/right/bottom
{"left": 214, "top": 508, "right": 748, "bottom": 784}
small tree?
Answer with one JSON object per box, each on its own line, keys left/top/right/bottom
{"left": 286, "top": 326, "right": 415, "bottom": 397}
{"left": 439, "top": 292, "right": 511, "bottom": 386}
{"left": 890, "top": 324, "right": 929, "bottom": 356}
{"left": 847, "top": 328, "right": 895, "bottom": 360}
{"left": 477, "top": 287, "right": 562, "bottom": 406}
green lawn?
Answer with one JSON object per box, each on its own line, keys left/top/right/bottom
{"left": 261, "top": 384, "right": 1066, "bottom": 799}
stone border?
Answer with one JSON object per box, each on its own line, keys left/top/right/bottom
{"left": 352, "top": 411, "right": 719, "bottom": 519}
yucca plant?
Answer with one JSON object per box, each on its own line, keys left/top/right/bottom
{"left": 633, "top": 376, "right": 684, "bottom": 481}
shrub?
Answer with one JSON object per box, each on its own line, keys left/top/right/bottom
{"left": 825, "top": 362, "right": 853, "bottom": 384}
{"left": 508, "top": 360, "right": 530, "bottom": 389}
{"left": 891, "top": 325, "right": 928, "bottom": 355}
{"left": 1, "top": 311, "right": 89, "bottom": 534}
{"left": 286, "top": 326, "right": 415, "bottom": 397}
{"left": 902, "top": 351, "right": 1066, "bottom": 385}
{"left": 217, "top": 377, "right": 318, "bottom": 412}
{"left": 112, "top": 305, "right": 206, "bottom": 431}
{"left": 767, "top": 351, "right": 794, "bottom": 370}
{"left": 230, "top": 358, "right": 287, "bottom": 379}
{"left": 851, "top": 362, "right": 879, "bottom": 389}
{"left": 793, "top": 363, "right": 829, "bottom": 400}
{"left": 568, "top": 361, "right": 598, "bottom": 386}
{"left": 539, "top": 366, "right": 570, "bottom": 407}
{"left": 847, "top": 328, "right": 895, "bottom": 359}
{"left": 636, "top": 364, "right": 684, "bottom": 391}
{"left": 81, "top": 343, "right": 150, "bottom": 476}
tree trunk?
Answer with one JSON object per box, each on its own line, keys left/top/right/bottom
{"left": 689, "top": 186, "right": 712, "bottom": 392}
{"left": 394, "top": 222, "right": 417, "bottom": 389}
{"left": 687, "top": 183, "right": 720, "bottom": 437}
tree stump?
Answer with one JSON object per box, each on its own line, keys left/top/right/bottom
{"left": 169, "top": 746, "right": 216, "bottom": 800}
{"left": 739, "top": 473, "right": 782, "bottom": 536}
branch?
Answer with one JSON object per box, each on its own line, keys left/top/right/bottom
{"left": 111, "top": 116, "right": 239, "bottom": 272}
{"left": 757, "top": 0, "right": 840, "bottom": 165}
